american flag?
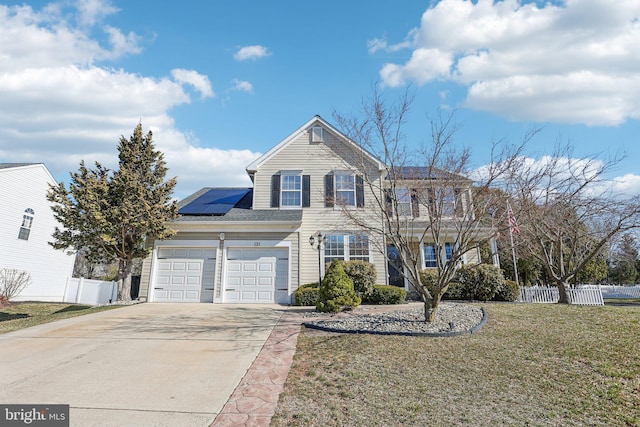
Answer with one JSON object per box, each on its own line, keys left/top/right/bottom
{"left": 507, "top": 204, "right": 519, "bottom": 234}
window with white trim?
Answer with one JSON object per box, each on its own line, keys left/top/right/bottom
{"left": 323, "top": 233, "right": 370, "bottom": 266}
{"left": 395, "top": 188, "right": 412, "bottom": 217}
{"left": 281, "top": 173, "right": 302, "bottom": 207}
{"left": 335, "top": 172, "right": 356, "bottom": 206}
{"left": 423, "top": 242, "right": 453, "bottom": 268}
{"left": 18, "top": 208, "right": 34, "bottom": 240}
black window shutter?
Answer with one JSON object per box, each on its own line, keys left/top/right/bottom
{"left": 356, "top": 175, "right": 364, "bottom": 207}
{"left": 384, "top": 189, "right": 393, "bottom": 216}
{"left": 411, "top": 189, "right": 420, "bottom": 217}
{"left": 271, "top": 174, "right": 280, "bottom": 208}
{"left": 324, "top": 174, "right": 334, "bottom": 207}
{"left": 302, "top": 175, "right": 311, "bottom": 207}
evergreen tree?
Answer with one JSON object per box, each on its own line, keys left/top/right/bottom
{"left": 48, "top": 124, "right": 178, "bottom": 301}
{"left": 316, "top": 260, "right": 361, "bottom": 313}
{"left": 609, "top": 233, "right": 639, "bottom": 284}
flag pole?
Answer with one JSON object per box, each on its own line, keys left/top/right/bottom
{"left": 507, "top": 202, "right": 520, "bottom": 287}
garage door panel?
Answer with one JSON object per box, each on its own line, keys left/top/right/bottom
{"left": 153, "top": 248, "right": 216, "bottom": 303}
{"left": 224, "top": 248, "right": 288, "bottom": 303}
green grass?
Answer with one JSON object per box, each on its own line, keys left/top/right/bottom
{"left": 0, "top": 302, "right": 122, "bottom": 334}
{"left": 272, "top": 303, "right": 640, "bottom": 427}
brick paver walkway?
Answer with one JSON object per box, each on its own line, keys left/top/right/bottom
{"left": 210, "top": 309, "right": 303, "bottom": 427}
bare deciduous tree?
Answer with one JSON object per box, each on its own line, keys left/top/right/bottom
{"left": 331, "top": 89, "right": 531, "bottom": 321}
{"left": 506, "top": 146, "right": 640, "bottom": 302}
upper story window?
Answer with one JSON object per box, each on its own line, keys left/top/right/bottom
{"left": 281, "top": 173, "right": 302, "bottom": 207}
{"left": 335, "top": 172, "right": 356, "bottom": 206}
{"left": 325, "top": 172, "right": 364, "bottom": 208}
{"left": 395, "top": 188, "right": 412, "bottom": 217}
{"left": 18, "top": 208, "right": 35, "bottom": 240}
{"left": 271, "top": 172, "right": 310, "bottom": 208}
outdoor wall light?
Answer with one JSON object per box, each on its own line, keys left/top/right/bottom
{"left": 309, "top": 232, "right": 325, "bottom": 284}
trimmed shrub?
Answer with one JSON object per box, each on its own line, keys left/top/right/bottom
{"left": 368, "top": 285, "right": 406, "bottom": 305}
{"left": 341, "top": 260, "right": 377, "bottom": 299}
{"left": 316, "top": 260, "right": 361, "bottom": 313}
{"left": 418, "top": 269, "right": 464, "bottom": 300}
{"left": 455, "top": 264, "right": 506, "bottom": 301}
{"left": 294, "top": 284, "right": 319, "bottom": 306}
{"left": 494, "top": 279, "right": 520, "bottom": 302}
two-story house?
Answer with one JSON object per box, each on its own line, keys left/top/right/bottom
{"left": 138, "top": 116, "right": 482, "bottom": 304}
{"left": 0, "top": 163, "right": 76, "bottom": 301}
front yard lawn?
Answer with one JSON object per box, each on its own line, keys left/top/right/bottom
{"left": 272, "top": 303, "right": 640, "bottom": 426}
{"left": 0, "top": 302, "right": 122, "bottom": 334}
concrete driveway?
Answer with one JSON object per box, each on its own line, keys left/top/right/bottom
{"left": 0, "top": 303, "right": 286, "bottom": 427}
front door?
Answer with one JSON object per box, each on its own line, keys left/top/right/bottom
{"left": 387, "top": 245, "right": 404, "bottom": 287}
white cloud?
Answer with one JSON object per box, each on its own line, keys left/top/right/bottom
{"left": 233, "top": 45, "right": 271, "bottom": 61}
{"left": 171, "top": 69, "right": 215, "bottom": 99}
{"left": 0, "top": 1, "right": 253, "bottom": 199}
{"left": 230, "top": 78, "right": 253, "bottom": 93}
{"left": 376, "top": 0, "right": 640, "bottom": 126}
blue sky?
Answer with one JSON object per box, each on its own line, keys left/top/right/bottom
{"left": 1, "top": 0, "right": 639, "bottom": 199}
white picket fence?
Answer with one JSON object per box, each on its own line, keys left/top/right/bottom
{"left": 63, "top": 277, "right": 118, "bottom": 305}
{"left": 519, "top": 285, "right": 604, "bottom": 305}
{"left": 599, "top": 285, "right": 640, "bottom": 299}
{"left": 519, "top": 284, "right": 640, "bottom": 305}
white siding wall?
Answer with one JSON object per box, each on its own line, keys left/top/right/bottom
{"left": 252, "top": 125, "right": 388, "bottom": 286}
{"left": 0, "top": 165, "right": 76, "bottom": 301}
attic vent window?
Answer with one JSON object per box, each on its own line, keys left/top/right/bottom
{"left": 311, "top": 126, "right": 323, "bottom": 143}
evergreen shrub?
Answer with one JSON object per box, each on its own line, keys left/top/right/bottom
{"left": 316, "top": 260, "right": 361, "bottom": 313}
{"left": 341, "top": 260, "right": 376, "bottom": 299}
{"left": 294, "top": 284, "right": 319, "bottom": 306}
{"left": 368, "top": 285, "right": 406, "bottom": 305}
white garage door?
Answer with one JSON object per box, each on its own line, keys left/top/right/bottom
{"left": 154, "top": 248, "right": 216, "bottom": 302}
{"left": 225, "top": 248, "right": 288, "bottom": 303}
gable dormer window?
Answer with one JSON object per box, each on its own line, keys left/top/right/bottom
{"left": 311, "top": 126, "right": 323, "bottom": 143}
{"left": 18, "top": 208, "right": 34, "bottom": 240}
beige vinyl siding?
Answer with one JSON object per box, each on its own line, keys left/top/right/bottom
{"left": 251, "top": 125, "right": 388, "bottom": 286}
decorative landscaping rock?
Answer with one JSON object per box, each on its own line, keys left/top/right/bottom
{"left": 302, "top": 302, "right": 487, "bottom": 337}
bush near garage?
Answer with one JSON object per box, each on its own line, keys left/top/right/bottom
{"left": 294, "top": 283, "right": 320, "bottom": 306}
{"left": 368, "top": 285, "right": 406, "bottom": 305}
{"left": 316, "top": 260, "right": 361, "bottom": 313}
{"left": 341, "top": 260, "right": 377, "bottom": 299}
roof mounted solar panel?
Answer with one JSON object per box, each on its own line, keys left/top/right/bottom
{"left": 178, "top": 188, "right": 252, "bottom": 215}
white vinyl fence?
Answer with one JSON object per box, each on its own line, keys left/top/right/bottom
{"left": 63, "top": 277, "right": 117, "bottom": 305}
{"left": 518, "top": 285, "right": 604, "bottom": 305}
{"left": 599, "top": 285, "right": 640, "bottom": 299}
{"left": 519, "top": 284, "right": 640, "bottom": 305}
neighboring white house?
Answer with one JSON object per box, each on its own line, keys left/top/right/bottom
{"left": 0, "top": 163, "right": 76, "bottom": 301}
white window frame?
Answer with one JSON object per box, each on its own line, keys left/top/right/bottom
{"left": 323, "top": 233, "right": 371, "bottom": 270}
{"left": 18, "top": 208, "right": 34, "bottom": 241}
{"left": 280, "top": 171, "right": 302, "bottom": 208}
{"left": 334, "top": 172, "right": 356, "bottom": 207}
{"left": 394, "top": 188, "right": 412, "bottom": 217}
{"left": 421, "top": 242, "right": 454, "bottom": 269}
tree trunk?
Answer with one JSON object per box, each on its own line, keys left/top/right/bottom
{"left": 423, "top": 297, "right": 440, "bottom": 323}
{"left": 117, "top": 258, "right": 133, "bottom": 302}
{"left": 557, "top": 281, "right": 571, "bottom": 304}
